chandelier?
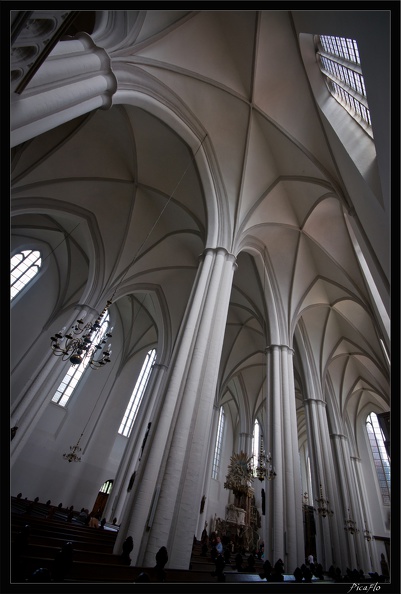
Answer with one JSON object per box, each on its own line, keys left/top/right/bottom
{"left": 315, "top": 483, "right": 334, "bottom": 517}
{"left": 63, "top": 433, "right": 83, "bottom": 463}
{"left": 344, "top": 508, "right": 359, "bottom": 535}
{"left": 255, "top": 448, "right": 276, "bottom": 481}
{"left": 50, "top": 300, "right": 113, "bottom": 369}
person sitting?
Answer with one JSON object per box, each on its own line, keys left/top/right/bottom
{"left": 293, "top": 566, "right": 303, "bottom": 582}
{"left": 233, "top": 552, "right": 244, "bottom": 572}
{"left": 135, "top": 572, "right": 150, "bottom": 582}
{"left": 269, "top": 559, "right": 284, "bottom": 582}
{"left": 259, "top": 558, "right": 272, "bottom": 580}
{"left": 301, "top": 563, "right": 313, "bottom": 583}
{"left": 78, "top": 508, "right": 89, "bottom": 524}
{"left": 121, "top": 536, "right": 134, "bottom": 565}
{"left": 29, "top": 567, "right": 52, "bottom": 582}
{"left": 11, "top": 524, "right": 30, "bottom": 580}
{"left": 52, "top": 541, "right": 73, "bottom": 582}
{"left": 315, "top": 563, "right": 325, "bottom": 580}
{"left": 201, "top": 525, "right": 208, "bottom": 546}
{"left": 201, "top": 542, "right": 208, "bottom": 556}
{"left": 155, "top": 546, "right": 168, "bottom": 582}
{"left": 244, "top": 554, "right": 256, "bottom": 572}
{"left": 214, "top": 554, "right": 226, "bottom": 582}
{"left": 88, "top": 512, "right": 100, "bottom": 528}
{"left": 215, "top": 536, "right": 223, "bottom": 555}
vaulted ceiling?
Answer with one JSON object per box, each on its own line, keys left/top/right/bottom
{"left": 11, "top": 10, "right": 390, "bottom": 453}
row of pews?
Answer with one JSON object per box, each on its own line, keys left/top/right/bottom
{"left": 11, "top": 497, "right": 264, "bottom": 584}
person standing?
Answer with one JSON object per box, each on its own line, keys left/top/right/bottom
{"left": 380, "top": 553, "right": 389, "bottom": 580}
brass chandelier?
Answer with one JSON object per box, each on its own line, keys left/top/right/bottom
{"left": 315, "top": 483, "right": 334, "bottom": 517}
{"left": 50, "top": 300, "right": 113, "bottom": 369}
{"left": 363, "top": 519, "right": 373, "bottom": 541}
{"left": 63, "top": 433, "right": 83, "bottom": 463}
{"left": 255, "top": 447, "right": 276, "bottom": 481}
{"left": 344, "top": 508, "right": 359, "bottom": 535}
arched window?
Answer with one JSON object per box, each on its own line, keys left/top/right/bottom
{"left": 316, "top": 35, "right": 372, "bottom": 135}
{"left": 252, "top": 419, "right": 267, "bottom": 478}
{"left": 11, "top": 249, "right": 42, "bottom": 300}
{"left": 252, "top": 419, "right": 260, "bottom": 477}
{"left": 51, "top": 312, "right": 110, "bottom": 407}
{"left": 100, "top": 479, "right": 113, "bottom": 494}
{"left": 366, "top": 412, "right": 391, "bottom": 505}
{"left": 211, "top": 406, "right": 225, "bottom": 480}
{"left": 118, "top": 349, "right": 157, "bottom": 437}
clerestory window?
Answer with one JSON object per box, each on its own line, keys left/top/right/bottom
{"left": 252, "top": 419, "right": 264, "bottom": 476}
{"left": 51, "top": 312, "right": 110, "bottom": 407}
{"left": 366, "top": 412, "right": 391, "bottom": 505}
{"left": 118, "top": 349, "right": 157, "bottom": 437}
{"left": 11, "top": 249, "right": 42, "bottom": 300}
{"left": 212, "top": 406, "right": 225, "bottom": 480}
{"left": 316, "top": 35, "right": 372, "bottom": 135}
{"left": 100, "top": 479, "right": 113, "bottom": 494}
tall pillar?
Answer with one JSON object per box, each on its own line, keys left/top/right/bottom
{"left": 285, "top": 347, "right": 305, "bottom": 566}
{"left": 351, "top": 456, "right": 372, "bottom": 572}
{"left": 264, "top": 344, "right": 304, "bottom": 571}
{"left": 116, "top": 248, "right": 237, "bottom": 569}
{"left": 330, "top": 433, "right": 359, "bottom": 570}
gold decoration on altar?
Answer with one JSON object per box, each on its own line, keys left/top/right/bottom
{"left": 224, "top": 451, "right": 254, "bottom": 498}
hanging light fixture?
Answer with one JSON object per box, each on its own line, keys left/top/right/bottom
{"left": 255, "top": 446, "right": 267, "bottom": 481}
{"left": 344, "top": 508, "right": 359, "bottom": 535}
{"left": 50, "top": 300, "right": 113, "bottom": 369}
{"left": 63, "top": 433, "right": 83, "bottom": 463}
{"left": 363, "top": 519, "right": 373, "bottom": 541}
{"left": 266, "top": 452, "right": 276, "bottom": 480}
{"left": 314, "top": 483, "right": 334, "bottom": 517}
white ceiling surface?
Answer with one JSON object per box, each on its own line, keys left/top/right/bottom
{"left": 11, "top": 11, "right": 390, "bottom": 449}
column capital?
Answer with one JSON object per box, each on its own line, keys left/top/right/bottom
{"left": 330, "top": 433, "right": 348, "bottom": 441}
{"left": 265, "top": 344, "right": 294, "bottom": 355}
{"left": 304, "top": 397, "right": 326, "bottom": 407}
{"left": 153, "top": 363, "right": 168, "bottom": 371}
{"left": 199, "top": 247, "right": 237, "bottom": 267}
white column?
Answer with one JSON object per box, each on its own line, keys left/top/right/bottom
{"left": 284, "top": 347, "right": 305, "bottom": 568}
{"left": 264, "top": 344, "right": 303, "bottom": 570}
{"left": 117, "top": 248, "right": 236, "bottom": 569}
{"left": 265, "top": 345, "right": 284, "bottom": 565}
{"left": 330, "top": 433, "right": 359, "bottom": 570}
{"left": 155, "top": 248, "right": 237, "bottom": 569}
{"left": 350, "top": 455, "right": 370, "bottom": 572}
{"left": 304, "top": 398, "right": 337, "bottom": 569}
{"left": 11, "top": 33, "right": 117, "bottom": 147}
